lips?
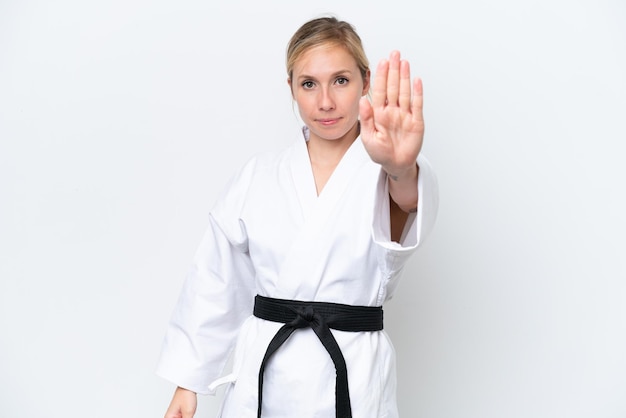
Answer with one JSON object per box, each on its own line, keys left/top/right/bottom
{"left": 316, "top": 118, "right": 341, "bottom": 125}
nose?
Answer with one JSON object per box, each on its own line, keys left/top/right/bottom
{"left": 318, "top": 87, "right": 335, "bottom": 111}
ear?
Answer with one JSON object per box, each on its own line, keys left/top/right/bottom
{"left": 362, "top": 69, "right": 371, "bottom": 96}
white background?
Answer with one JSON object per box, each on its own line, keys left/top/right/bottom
{"left": 1, "top": 0, "right": 625, "bottom": 417}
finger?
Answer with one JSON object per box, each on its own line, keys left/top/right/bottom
{"left": 371, "top": 58, "right": 389, "bottom": 109}
{"left": 387, "top": 50, "right": 401, "bottom": 106}
{"left": 412, "top": 77, "right": 424, "bottom": 123}
{"left": 399, "top": 60, "right": 411, "bottom": 111}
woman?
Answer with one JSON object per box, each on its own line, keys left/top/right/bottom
{"left": 158, "top": 15, "right": 438, "bottom": 418}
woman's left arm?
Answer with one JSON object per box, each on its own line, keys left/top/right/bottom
{"left": 360, "top": 50, "right": 424, "bottom": 214}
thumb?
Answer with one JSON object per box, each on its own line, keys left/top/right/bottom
{"left": 165, "top": 387, "right": 197, "bottom": 418}
{"left": 359, "top": 97, "right": 375, "bottom": 136}
{"left": 181, "top": 406, "right": 196, "bottom": 418}
{"left": 180, "top": 397, "right": 197, "bottom": 418}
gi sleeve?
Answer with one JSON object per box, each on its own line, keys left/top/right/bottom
{"left": 371, "top": 154, "right": 439, "bottom": 301}
{"left": 156, "top": 163, "right": 257, "bottom": 395}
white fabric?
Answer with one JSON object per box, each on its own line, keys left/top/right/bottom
{"left": 156, "top": 130, "right": 439, "bottom": 418}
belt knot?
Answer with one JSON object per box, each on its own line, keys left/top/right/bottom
{"left": 253, "top": 295, "right": 384, "bottom": 418}
{"left": 292, "top": 305, "right": 317, "bottom": 325}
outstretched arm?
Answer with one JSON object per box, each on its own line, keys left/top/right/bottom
{"left": 360, "top": 50, "right": 424, "bottom": 214}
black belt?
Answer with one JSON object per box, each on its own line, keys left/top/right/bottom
{"left": 253, "top": 294, "right": 384, "bottom": 418}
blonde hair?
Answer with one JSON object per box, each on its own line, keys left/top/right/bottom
{"left": 286, "top": 16, "right": 369, "bottom": 83}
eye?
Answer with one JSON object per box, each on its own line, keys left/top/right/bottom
{"left": 301, "top": 80, "right": 315, "bottom": 89}
{"left": 335, "top": 77, "right": 349, "bottom": 85}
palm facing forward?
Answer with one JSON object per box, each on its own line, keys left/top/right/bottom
{"left": 360, "top": 50, "right": 424, "bottom": 178}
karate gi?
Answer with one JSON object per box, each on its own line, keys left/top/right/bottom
{"left": 156, "top": 128, "right": 438, "bottom": 418}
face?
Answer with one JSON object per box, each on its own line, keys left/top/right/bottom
{"left": 289, "top": 44, "right": 370, "bottom": 143}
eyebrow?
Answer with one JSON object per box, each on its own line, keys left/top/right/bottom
{"left": 296, "top": 69, "right": 355, "bottom": 81}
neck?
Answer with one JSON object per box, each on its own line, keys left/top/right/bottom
{"left": 306, "top": 122, "right": 360, "bottom": 167}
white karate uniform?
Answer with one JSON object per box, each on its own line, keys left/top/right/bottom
{"left": 156, "top": 128, "right": 438, "bottom": 417}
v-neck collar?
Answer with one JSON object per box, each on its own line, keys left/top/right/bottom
{"left": 290, "top": 127, "right": 370, "bottom": 221}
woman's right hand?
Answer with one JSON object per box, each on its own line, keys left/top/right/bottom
{"left": 164, "top": 386, "right": 197, "bottom": 418}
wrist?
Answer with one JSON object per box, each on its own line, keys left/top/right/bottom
{"left": 384, "top": 163, "right": 418, "bottom": 183}
{"left": 176, "top": 386, "right": 197, "bottom": 395}
{"left": 386, "top": 163, "right": 419, "bottom": 213}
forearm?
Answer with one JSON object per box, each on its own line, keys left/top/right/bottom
{"left": 386, "top": 162, "right": 419, "bottom": 213}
